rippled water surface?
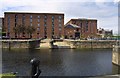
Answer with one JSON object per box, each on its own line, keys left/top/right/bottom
{"left": 2, "top": 49, "right": 119, "bottom": 76}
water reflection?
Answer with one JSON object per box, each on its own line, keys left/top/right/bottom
{"left": 2, "top": 49, "right": 119, "bottom": 76}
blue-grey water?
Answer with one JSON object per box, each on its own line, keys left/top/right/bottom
{"left": 2, "top": 49, "right": 119, "bottom": 76}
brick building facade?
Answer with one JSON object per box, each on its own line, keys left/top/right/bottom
{"left": 65, "top": 18, "right": 97, "bottom": 39}
{"left": 3, "top": 12, "right": 64, "bottom": 39}
{"left": 0, "top": 18, "right": 2, "bottom": 34}
{"left": 64, "top": 24, "right": 80, "bottom": 39}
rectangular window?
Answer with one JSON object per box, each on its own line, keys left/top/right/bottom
{"left": 59, "top": 27, "right": 62, "bottom": 31}
{"left": 30, "top": 23, "right": 32, "bottom": 26}
{"left": 52, "top": 24, "right": 54, "bottom": 27}
{"left": 30, "top": 15, "right": 32, "bottom": 18}
{"left": 44, "top": 15, "right": 47, "bottom": 19}
{"left": 59, "top": 28, "right": 62, "bottom": 31}
{"left": 38, "top": 19, "right": 40, "bottom": 22}
{"left": 38, "top": 24, "right": 40, "bottom": 27}
{"left": 59, "top": 16, "right": 62, "bottom": 19}
{"left": 30, "top": 15, "right": 32, "bottom": 23}
{"left": 52, "top": 16, "right": 54, "bottom": 19}
{"left": 59, "top": 24, "right": 61, "bottom": 27}
{"left": 52, "top": 19, "right": 54, "bottom": 23}
{"left": 23, "top": 15, "right": 25, "bottom": 21}
{"left": 44, "top": 24, "right": 47, "bottom": 27}
{"left": 38, "top": 15, "right": 40, "bottom": 19}
{"left": 44, "top": 18, "right": 47, "bottom": 25}
{"left": 44, "top": 27, "right": 47, "bottom": 30}
{"left": 38, "top": 15, "right": 40, "bottom": 23}
{"left": 52, "top": 28, "right": 54, "bottom": 32}
{"left": 15, "top": 15, "right": 18, "bottom": 18}
{"left": 44, "top": 20, "right": 47, "bottom": 22}
{"left": 59, "top": 19, "right": 61, "bottom": 22}
{"left": 30, "top": 19, "right": 32, "bottom": 23}
{"left": 86, "top": 21, "right": 88, "bottom": 32}
{"left": 37, "top": 28, "right": 40, "bottom": 31}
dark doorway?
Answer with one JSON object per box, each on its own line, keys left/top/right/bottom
{"left": 75, "top": 32, "right": 80, "bottom": 39}
{"left": 44, "top": 35, "right": 47, "bottom": 39}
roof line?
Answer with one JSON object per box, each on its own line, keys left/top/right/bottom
{"left": 71, "top": 18, "right": 97, "bottom": 21}
{"left": 4, "top": 12, "right": 64, "bottom": 15}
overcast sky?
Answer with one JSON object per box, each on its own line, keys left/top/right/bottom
{"left": 0, "top": 0, "right": 119, "bottom": 35}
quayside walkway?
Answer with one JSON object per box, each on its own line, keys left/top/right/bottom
{"left": 0, "top": 39, "right": 41, "bottom": 48}
{"left": 39, "top": 39, "right": 119, "bottom": 49}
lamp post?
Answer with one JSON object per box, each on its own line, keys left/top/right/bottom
{"left": 8, "top": 33, "right": 11, "bottom": 50}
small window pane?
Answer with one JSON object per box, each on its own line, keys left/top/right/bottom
{"left": 38, "top": 19, "right": 40, "bottom": 22}
{"left": 30, "top": 15, "right": 32, "bottom": 18}
{"left": 38, "top": 24, "right": 40, "bottom": 27}
{"left": 52, "top": 16, "right": 54, "bottom": 19}
{"left": 59, "top": 16, "right": 62, "bottom": 19}
{"left": 30, "top": 19, "right": 32, "bottom": 22}
{"left": 38, "top": 16, "right": 40, "bottom": 18}
{"left": 37, "top": 28, "right": 40, "bottom": 31}
{"left": 59, "top": 24, "right": 61, "bottom": 27}
{"left": 44, "top": 15, "right": 47, "bottom": 18}
{"left": 59, "top": 19, "right": 61, "bottom": 22}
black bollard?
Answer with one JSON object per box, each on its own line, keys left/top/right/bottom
{"left": 30, "top": 58, "right": 41, "bottom": 78}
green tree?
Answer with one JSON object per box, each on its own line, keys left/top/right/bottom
{"left": 20, "top": 25, "right": 26, "bottom": 34}
{"left": 13, "top": 25, "right": 21, "bottom": 38}
{"left": 13, "top": 25, "right": 35, "bottom": 38}
{"left": 26, "top": 26, "right": 36, "bottom": 38}
{"left": 2, "top": 25, "right": 6, "bottom": 32}
{"left": 13, "top": 24, "right": 26, "bottom": 38}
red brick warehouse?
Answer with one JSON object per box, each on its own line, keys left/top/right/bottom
{"left": 65, "top": 18, "right": 97, "bottom": 39}
{"left": 3, "top": 12, "right": 64, "bottom": 39}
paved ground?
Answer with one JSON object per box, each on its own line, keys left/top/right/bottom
{"left": 89, "top": 75, "right": 120, "bottom": 78}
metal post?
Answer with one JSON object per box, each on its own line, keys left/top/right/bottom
{"left": 9, "top": 40, "right": 11, "bottom": 50}
{"left": 30, "top": 58, "right": 41, "bottom": 78}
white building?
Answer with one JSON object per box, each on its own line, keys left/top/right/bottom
{"left": 97, "top": 28, "right": 113, "bottom": 38}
